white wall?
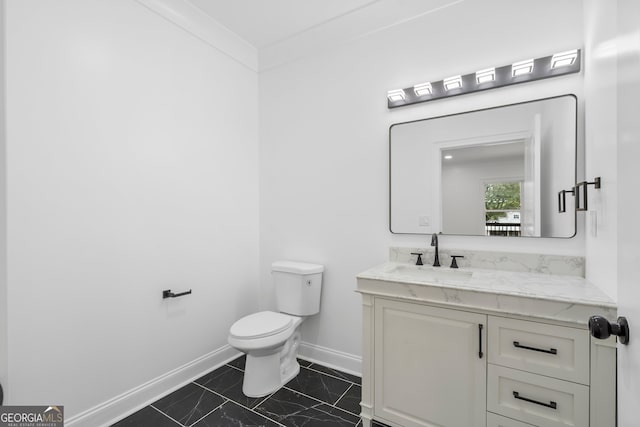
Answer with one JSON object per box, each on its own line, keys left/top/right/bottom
{"left": 0, "top": 0, "right": 8, "bottom": 402}
{"left": 615, "top": 0, "right": 640, "bottom": 423}
{"left": 4, "top": 0, "right": 258, "bottom": 420}
{"left": 260, "top": 0, "right": 585, "bottom": 368}
{"left": 583, "top": 0, "right": 618, "bottom": 300}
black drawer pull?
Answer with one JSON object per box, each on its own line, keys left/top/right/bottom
{"left": 513, "top": 341, "right": 557, "bottom": 355}
{"left": 513, "top": 391, "right": 557, "bottom": 409}
{"left": 478, "top": 324, "right": 484, "bottom": 359}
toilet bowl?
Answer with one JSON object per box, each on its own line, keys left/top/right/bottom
{"left": 228, "top": 260, "right": 323, "bottom": 397}
{"left": 228, "top": 311, "right": 303, "bottom": 397}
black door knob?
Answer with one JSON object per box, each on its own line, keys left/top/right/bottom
{"left": 589, "top": 315, "right": 629, "bottom": 345}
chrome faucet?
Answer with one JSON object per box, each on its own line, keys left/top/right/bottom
{"left": 431, "top": 233, "right": 441, "bottom": 267}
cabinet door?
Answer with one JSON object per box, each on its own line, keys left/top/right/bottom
{"left": 374, "top": 299, "right": 487, "bottom": 427}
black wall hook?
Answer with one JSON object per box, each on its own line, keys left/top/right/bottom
{"left": 163, "top": 289, "right": 192, "bottom": 299}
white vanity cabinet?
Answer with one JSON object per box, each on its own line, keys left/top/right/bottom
{"left": 373, "top": 298, "right": 487, "bottom": 427}
{"left": 357, "top": 263, "right": 617, "bottom": 427}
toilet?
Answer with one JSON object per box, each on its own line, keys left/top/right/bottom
{"left": 228, "top": 260, "right": 324, "bottom": 397}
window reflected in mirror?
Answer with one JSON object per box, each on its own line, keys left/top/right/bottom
{"left": 484, "top": 181, "right": 522, "bottom": 237}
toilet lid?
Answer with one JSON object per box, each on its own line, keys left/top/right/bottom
{"left": 230, "top": 311, "right": 293, "bottom": 339}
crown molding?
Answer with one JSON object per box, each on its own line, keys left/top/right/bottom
{"left": 136, "top": 0, "right": 258, "bottom": 72}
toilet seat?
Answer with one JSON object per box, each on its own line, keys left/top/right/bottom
{"left": 228, "top": 311, "right": 302, "bottom": 352}
{"left": 229, "top": 311, "right": 293, "bottom": 340}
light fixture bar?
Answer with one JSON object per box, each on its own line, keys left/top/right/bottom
{"left": 387, "top": 49, "right": 581, "bottom": 109}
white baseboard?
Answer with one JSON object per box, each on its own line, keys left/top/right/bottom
{"left": 298, "top": 341, "right": 362, "bottom": 377}
{"left": 66, "top": 345, "right": 241, "bottom": 427}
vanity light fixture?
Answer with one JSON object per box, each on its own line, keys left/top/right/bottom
{"left": 551, "top": 49, "right": 578, "bottom": 68}
{"left": 511, "top": 59, "right": 534, "bottom": 77}
{"left": 414, "top": 82, "right": 433, "bottom": 96}
{"left": 387, "top": 49, "right": 581, "bottom": 109}
{"left": 476, "top": 68, "right": 496, "bottom": 84}
{"left": 444, "top": 154, "right": 453, "bottom": 160}
{"left": 387, "top": 89, "right": 406, "bottom": 102}
{"left": 443, "top": 75, "right": 463, "bottom": 91}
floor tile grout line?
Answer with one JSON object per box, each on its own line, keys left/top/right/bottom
{"left": 151, "top": 384, "right": 220, "bottom": 425}
{"left": 192, "top": 381, "right": 233, "bottom": 403}
{"left": 151, "top": 394, "right": 228, "bottom": 427}
{"left": 241, "top": 400, "right": 288, "bottom": 427}
{"left": 310, "top": 402, "right": 363, "bottom": 426}
{"left": 192, "top": 380, "right": 286, "bottom": 427}
{"left": 254, "top": 391, "right": 275, "bottom": 409}
{"left": 184, "top": 398, "right": 229, "bottom": 427}
{"left": 302, "top": 364, "right": 362, "bottom": 386}
{"left": 282, "top": 385, "right": 361, "bottom": 418}
{"left": 328, "top": 394, "right": 361, "bottom": 419}
{"left": 192, "top": 379, "right": 270, "bottom": 410}
{"left": 225, "top": 363, "right": 245, "bottom": 374}
{"left": 149, "top": 404, "right": 185, "bottom": 426}
{"left": 334, "top": 383, "right": 354, "bottom": 406}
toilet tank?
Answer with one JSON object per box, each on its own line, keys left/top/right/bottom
{"left": 272, "top": 261, "right": 324, "bottom": 316}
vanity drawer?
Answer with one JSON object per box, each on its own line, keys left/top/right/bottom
{"left": 487, "top": 365, "right": 589, "bottom": 427}
{"left": 487, "top": 413, "right": 535, "bottom": 427}
{"left": 488, "top": 316, "right": 589, "bottom": 384}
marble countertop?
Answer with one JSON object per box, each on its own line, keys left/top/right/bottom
{"left": 357, "top": 262, "right": 617, "bottom": 326}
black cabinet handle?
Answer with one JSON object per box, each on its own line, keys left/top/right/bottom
{"left": 478, "top": 324, "right": 484, "bottom": 359}
{"left": 513, "top": 341, "right": 558, "bottom": 355}
{"left": 513, "top": 391, "right": 557, "bottom": 409}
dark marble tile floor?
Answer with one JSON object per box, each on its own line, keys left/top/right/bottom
{"left": 111, "top": 355, "right": 392, "bottom": 427}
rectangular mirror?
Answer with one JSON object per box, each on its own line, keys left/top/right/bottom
{"left": 390, "top": 95, "right": 577, "bottom": 237}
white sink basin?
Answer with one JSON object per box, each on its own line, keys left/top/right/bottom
{"left": 388, "top": 264, "right": 473, "bottom": 283}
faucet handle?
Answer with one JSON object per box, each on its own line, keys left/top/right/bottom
{"left": 450, "top": 255, "right": 464, "bottom": 269}
{"left": 410, "top": 252, "right": 424, "bottom": 266}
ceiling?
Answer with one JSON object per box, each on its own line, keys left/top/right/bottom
{"left": 190, "top": 0, "right": 380, "bottom": 49}
{"left": 177, "top": 0, "right": 464, "bottom": 71}
{"left": 188, "top": 0, "right": 381, "bottom": 49}
{"left": 442, "top": 141, "right": 526, "bottom": 166}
